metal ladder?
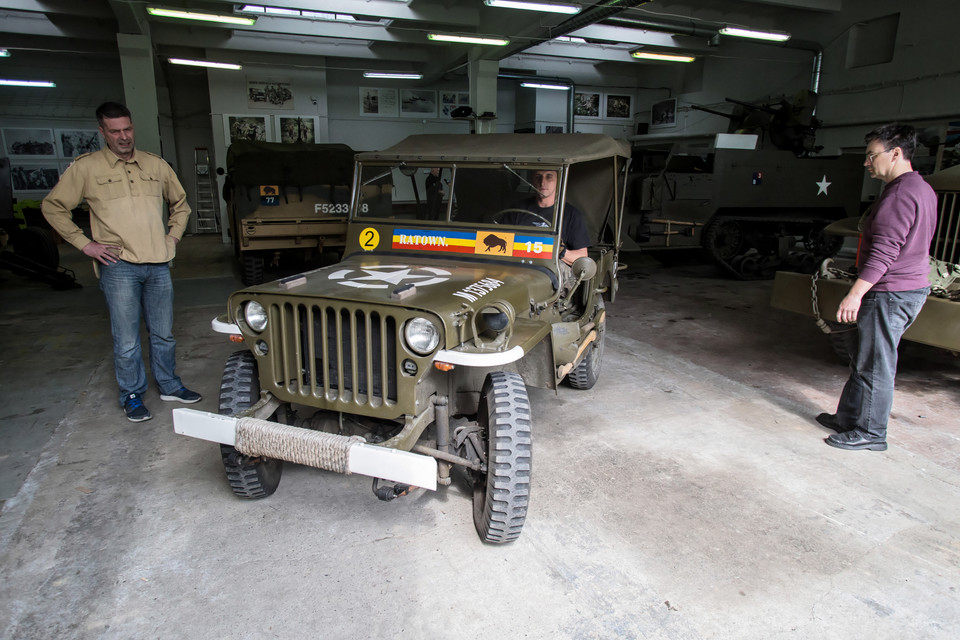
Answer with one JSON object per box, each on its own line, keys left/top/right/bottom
{"left": 193, "top": 147, "right": 220, "bottom": 233}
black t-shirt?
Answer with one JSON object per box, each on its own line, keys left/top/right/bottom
{"left": 503, "top": 201, "right": 590, "bottom": 250}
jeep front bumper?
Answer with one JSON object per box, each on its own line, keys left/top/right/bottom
{"left": 173, "top": 408, "right": 438, "bottom": 490}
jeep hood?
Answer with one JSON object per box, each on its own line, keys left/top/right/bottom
{"left": 239, "top": 254, "right": 556, "bottom": 319}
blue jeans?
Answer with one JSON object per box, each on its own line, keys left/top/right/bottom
{"left": 99, "top": 260, "right": 183, "bottom": 405}
{"left": 835, "top": 288, "right": 928, "bottom": 440}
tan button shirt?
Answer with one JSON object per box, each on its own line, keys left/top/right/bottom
{"left": 42, "top": 147, "right": 192, "bottom": 264}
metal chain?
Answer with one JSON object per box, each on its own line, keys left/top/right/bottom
{"left": 811, "top": 258, "right": 858, "bottom": 335}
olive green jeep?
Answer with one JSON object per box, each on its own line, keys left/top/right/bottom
{"left": 174, "top": 133, "right": 631, "bottom": 543}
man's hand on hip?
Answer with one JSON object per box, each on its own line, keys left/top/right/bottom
{"left": 82, "top": 241, "right": 120, "bottom": 265}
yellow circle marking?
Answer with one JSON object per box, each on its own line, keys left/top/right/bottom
{"left": 359, "top": 227, "right": 380, "bottom": 251}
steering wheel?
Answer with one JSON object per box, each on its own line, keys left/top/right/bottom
{"left": 492, "top": 208, "right": 552, "bottom": 227}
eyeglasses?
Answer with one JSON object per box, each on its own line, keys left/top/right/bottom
{"left": 865, "top": 148, "right": 892, "bottom": 163}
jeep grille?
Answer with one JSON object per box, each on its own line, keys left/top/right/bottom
{"left": 268, "top": 302, "right": 398, "bottom": 407}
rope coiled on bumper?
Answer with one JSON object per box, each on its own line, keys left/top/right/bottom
{"left": 236, "top": 417, "right": 365, "bottom": 473}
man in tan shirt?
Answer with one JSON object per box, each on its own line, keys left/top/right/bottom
{"left": 43, "top": 102, "right": 201, "bottom": 422}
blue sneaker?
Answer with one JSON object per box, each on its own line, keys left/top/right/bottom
{"left": 160, "top": 386, "right": 202, "bottom": 404}
{"left": 123, "top": 393, "right": 152, "bottom": 422}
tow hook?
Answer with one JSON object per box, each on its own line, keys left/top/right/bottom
{"left": 372, "top": 478, "right": 412, "bottom": 501}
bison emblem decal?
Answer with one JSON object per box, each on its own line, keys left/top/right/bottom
{"left": 482, "top": 233, "right": 508, "bottom": 253}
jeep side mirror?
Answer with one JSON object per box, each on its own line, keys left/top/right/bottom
{"left": 571, "top": 256, "right": 597, "bottom": 281}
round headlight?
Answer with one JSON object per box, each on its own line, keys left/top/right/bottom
{"left": 404, "top": 317, "right": 440, "bottom": 355}
{"left": 243, "top": 301, "right": 268, "bottom": 332}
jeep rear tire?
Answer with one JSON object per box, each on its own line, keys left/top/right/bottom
{"left": 473, "top": 371, "right": 532, "bottom": 544}
{"left": 568, "top": 301, "right": 605, "bottom": 390}
{"left": 218, "top": 350, "right": 283, "bottom": 498}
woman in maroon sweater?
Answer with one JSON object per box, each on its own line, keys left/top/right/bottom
{"left": 819, "top": 123, "right": 937, "bottom": 451}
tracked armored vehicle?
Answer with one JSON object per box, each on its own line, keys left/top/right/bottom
{"left": 626, "top": 92, "right": 865, "bottom": 279}
{"left": 771, "top": 164, "right": 960, "bottom": 357}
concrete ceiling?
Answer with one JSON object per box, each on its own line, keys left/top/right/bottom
{"left": 0, "top": 0, "right": 844, "bottom": 84}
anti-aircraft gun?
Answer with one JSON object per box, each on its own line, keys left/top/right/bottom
{"left": 625, "top": 91, "right": 865, "bottom": 279}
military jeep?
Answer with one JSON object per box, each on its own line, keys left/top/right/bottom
{"left": 174, "top": 133, "right": 631, "bottom": 544}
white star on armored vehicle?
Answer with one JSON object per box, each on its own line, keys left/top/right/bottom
{"left": 816, "top": 175, "right": 832, "bottom": 195}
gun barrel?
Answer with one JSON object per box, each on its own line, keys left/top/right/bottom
{"left": 690, "top": 104, "right": 736, "bottom": 119}
{"left": 724, "top": 97, "right": 778, "bottom": 114}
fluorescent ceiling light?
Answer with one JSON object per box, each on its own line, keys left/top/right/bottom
{"left": 484, "top": 0, "right": 581, "bottom": 14}
{"left": 169, "top": 58, "right": 242, "bottom": 70}
{"left": 632, "top": 51, "right": 696, "bottom": 63}
{"left": 0, "top": 49, "right": 10, "bottom": 57}
{"left": 719, "top": 26, "right": 791, "bottom": 42}
{"left": 0, "top": 79, "right": 56, "bottom": 87}
{"left": 428, "top": 33, "right": 509, "bottom": 46}
{"left": 520, "top": 82, "right": 570, "bottom": 90}
{"left": 363, "top": 72, "right": 423, "bottom": 79}
{"left": 146, "top": 7, "right": 257, "bottom": 26}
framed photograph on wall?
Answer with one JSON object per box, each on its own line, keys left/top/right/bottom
{"left": 224, "top": 115, "right": 270, "bottom": 143}
{"left": 400, "top": 89, "right": 437, "bottom": 118}
{"left": 55, "top": 129, "right": 103, "bottom": 158}
{"left": 2, "top": 128, "right": 57, "bottom": 158}
{"left": 359, "top": 87, "right": 399, "bottom": 117}
{"left": 941, "top": 120, "right": 960, "bottom": 171}
{"left": 573, "top": 92, "right": 601, "bottom": 118}
{"left": 10, "top": 162, "right": 60, "bottom": 192}
{"left": 539, "top": 124, "right": 565, "bottom": 134}
{"left": 605, "top": 94, "right": 632, "bottom": 120}
{"left": 274, "top": 115, "right": 319, "bottom": 144}
{"left": 440, "top": 90, "right": 471, "bottom": 118}
{"left": 246, "top": 77, "right": 294, "bottom": 110}
{"left": 650, "top": 98, "right": 677, "bottom": 129}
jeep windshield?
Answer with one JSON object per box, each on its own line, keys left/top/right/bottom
{"left": 354, "top": 162, "right": 566, "bottom": 232}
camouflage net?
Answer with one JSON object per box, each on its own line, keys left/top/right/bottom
{"left": 235, "top": 417, "right": 365, "bottom": 472}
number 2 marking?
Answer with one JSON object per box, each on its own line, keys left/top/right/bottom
{"left": 360, "top": 227, "right": 380, "bottom": 251}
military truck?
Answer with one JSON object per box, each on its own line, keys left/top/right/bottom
{"left": 174, "top": 134, "right": 631, "bottom": 544}
{"left": 770, "top": 164, "right": 960, "bottom": 356}
{"left": 223, "top": 140, "right": 355, "bottom": 285}
{"left": 626, "top": 92, "right": 865, "bottom": 279}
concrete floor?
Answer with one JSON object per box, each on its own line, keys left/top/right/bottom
{"left": 1, "top": 235, "right": 959, "bottom": 639}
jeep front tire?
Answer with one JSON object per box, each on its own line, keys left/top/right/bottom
{"left": 218, "top": 350, "right": 283, "bottom": 498}
{"left": 473, "top": 371, "right": 532, "bottom": 544}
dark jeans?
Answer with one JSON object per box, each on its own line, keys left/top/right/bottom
{"left": 99, "top": 260, "right": 183, "bottom": 405}
{"left": 835, "top": 288, "right": 928, "bottom": 440}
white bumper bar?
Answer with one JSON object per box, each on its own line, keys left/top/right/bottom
{"left": 173, "top": 408, "right": 437, "bottom": 491}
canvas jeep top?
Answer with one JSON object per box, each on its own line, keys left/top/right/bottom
{"left": 174, "top": 133, "right": 631, "bottom": 544}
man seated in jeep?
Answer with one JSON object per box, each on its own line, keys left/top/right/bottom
{"left": 501, "top": 169, "right": 590, "bottom": 291}
{"left": 503, "top": 170, "right": 590, "bottom": 294}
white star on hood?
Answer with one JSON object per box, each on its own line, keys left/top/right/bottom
{"left": 816, "top": 175, "right": 832, "bottom": 196}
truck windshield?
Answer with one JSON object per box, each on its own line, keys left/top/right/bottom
{"left": 354, "top": 163, "right": 563, "bottom": 231}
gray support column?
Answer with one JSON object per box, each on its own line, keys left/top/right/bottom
{"left": 468, "top": 59, "right": 499, "bottom": 134}
{"left": 116, "top": 33, "right": 162, "bottom": 155}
